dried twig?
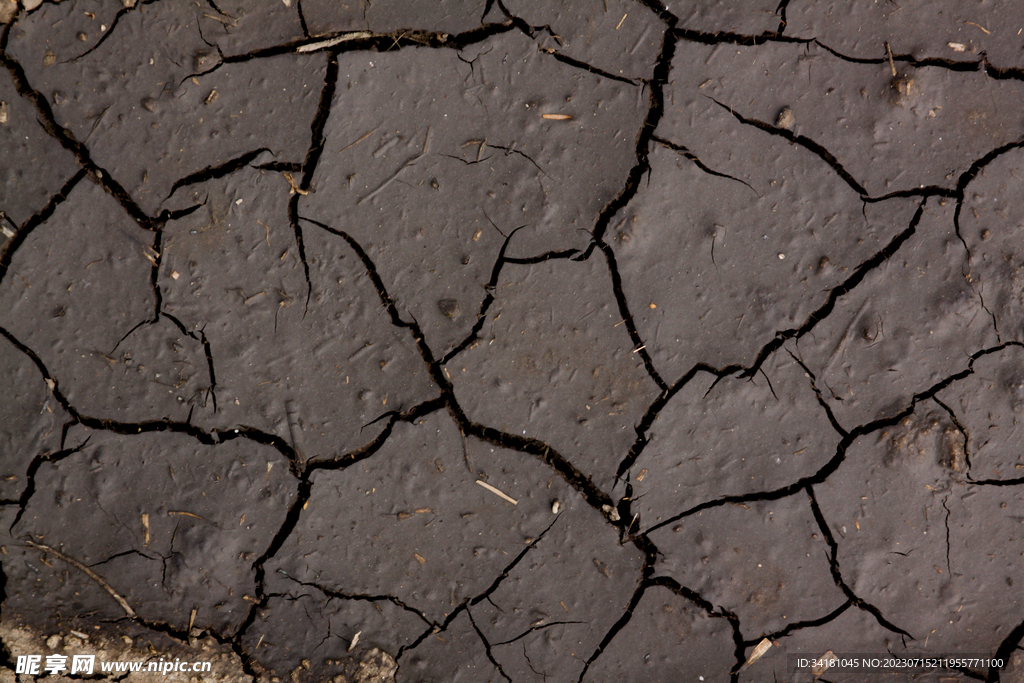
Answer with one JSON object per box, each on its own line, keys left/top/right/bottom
{"left": 25, "top": 541, "right": 136, "bottom": 618}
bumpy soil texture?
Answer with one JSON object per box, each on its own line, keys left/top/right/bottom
{"left": 4, "top": 1, "right": 1024, "bottom": 682}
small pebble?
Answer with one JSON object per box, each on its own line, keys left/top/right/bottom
{"left": 775, "top": 106, "right": 795, "bottom": 130}
{"left": 551, "top": 500, "right": 562, "bottom": 514}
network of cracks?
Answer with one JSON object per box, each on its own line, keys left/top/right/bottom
{"left": 3, "top": 0, "right": 1024, "bottom": 681}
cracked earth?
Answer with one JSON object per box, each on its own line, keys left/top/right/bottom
{"left": 3, "top": 0, "right": 1024, "bottom": 682}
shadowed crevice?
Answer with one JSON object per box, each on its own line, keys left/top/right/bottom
{"left": 10, "top": 436, "right": 91, "bottom": 531}
{"left": 806, "top": 486, "right": 914, "bottom": 641}
{"left": 743, "top": 599, "right": 853, "bottom": 645}
{"left": 397, "top": 517, "right": 559, "bottom": 659}
{"left": 0, "top": 51, "right": 155, "bottom": 231}
{"left": 643, "top": 340, "right": 1024, "bottom": 536}
{"left": 0, "top": 169, "right": 87, "bottom": 287}
{"left": 164, "top": 148, "right": 272, "bottom": 201}
{"left": 290, "top": 51, "right": 340, "bottom": 312}
{"left": 652, "top": 135, "right": 759, "bottom": 195}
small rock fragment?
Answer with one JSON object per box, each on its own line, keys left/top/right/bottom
{"left": 601, "top": 504, "right": 620, "bottom": 522}
{"left": 23, "top": 0, "right": 43, "bottom": 11}
{"left": 948, "top": 42, "right": 967, "bottom": 52}
{"left": 204, "top": 90, "right": 218, "bottom": 105}
{"left": 52, "top": 91, "right": 66, "bottom": 106}
{"left": 42, "top": 50, "right": 56, "bottom": 66}
{"left": 0, "top": 101, "right": 7, "bottom": 125}
{"left": 76, "top": 32, "right": 88, "bottom": 41}
{"left": 141, "top": 97, "right": 157, "bottom": 112}
{"left": 775, "top": 106, "right": 795, "bottom": 130}
{"left": 551, "top": 500, "right": 562, "bottom": 514}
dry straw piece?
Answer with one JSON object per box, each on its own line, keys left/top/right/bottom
{"left": 475, "top": 479, "right": 518, "bottom": 505}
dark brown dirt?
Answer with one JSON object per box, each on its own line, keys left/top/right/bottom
{"left": 3, "top": 1, "right": 1024, "bottom": 682}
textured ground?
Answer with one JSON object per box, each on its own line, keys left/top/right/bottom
{"left": 3, "top": 0, "right": 1024, "bottom": 682}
